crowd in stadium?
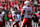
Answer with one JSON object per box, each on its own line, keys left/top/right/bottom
{"left": 0, "top": 0, "right": 40, "bottom": 27}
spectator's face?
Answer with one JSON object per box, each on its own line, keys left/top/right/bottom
{"left": 30, "top": 2, "right": 33, "bottom": 5}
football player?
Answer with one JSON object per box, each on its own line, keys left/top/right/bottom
{"left": 21, "top": 1, "right": 32, "bottom": 27}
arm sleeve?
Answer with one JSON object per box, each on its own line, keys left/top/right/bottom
{"left": 21, "top": 9, "right": 25, "bottom": 14}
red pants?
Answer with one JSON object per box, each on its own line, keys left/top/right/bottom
{"left": 0, "top": 21, "right": 4, "bottom": 27}
{"left": 22, "top": 18, "right": 32, "bottom": 27}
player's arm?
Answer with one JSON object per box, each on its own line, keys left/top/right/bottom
{"left": 21, "top": 9, "right": 25, "bottom": 16}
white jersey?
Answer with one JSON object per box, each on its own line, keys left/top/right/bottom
{"left": 24, "top": 7, "right": 32, "bottom": 18}
{"left": 0, "top": 14, "right": 3, "bottom": 22}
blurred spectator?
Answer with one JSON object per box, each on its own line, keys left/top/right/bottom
{"left": 0, "top": 12, "right": 4, "bottom": 27}
{"left": 8, "top": 12, "right": 12, "bottom": 19}
{"left": 34, "top": 0, "right": 38, "bottom": 6}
